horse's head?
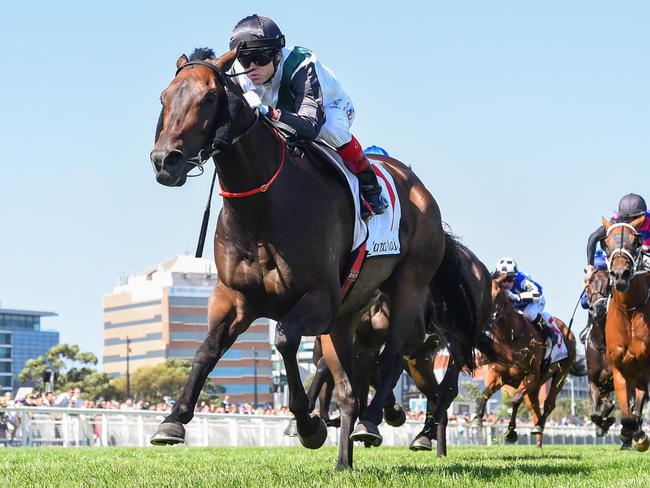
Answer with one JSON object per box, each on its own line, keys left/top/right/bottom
{"left": 602, "top": 215, "right": 646, "bottom": 292}
{"left": 150, "top": 48, "right": 243, "bottom": 187}
{"left": 490, "top": 276, "right": 511, "bottom": 322}
{"left": 586, "top": 268, "right": 609, "bottom": 318}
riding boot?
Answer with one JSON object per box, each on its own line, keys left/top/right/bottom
{"left": 534, "top": 314, "right": 555, "bottom": 344}
{"left": 337, "top": 135, "right": 388, "bottom": 218}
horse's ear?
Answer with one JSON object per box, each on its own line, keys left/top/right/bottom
{"left": 214, "top": 49, "right": 237, "bottom": 72}
{"left": 601, "top": 217, "right": 611, "bottom": 231}
{"left": 630, "top": 215, "right": 646, "bottom": 229}
{"left": 176, "top": 54, "right": 189, "bottom": 70}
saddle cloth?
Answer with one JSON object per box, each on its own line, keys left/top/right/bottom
{"left": 308, "top": 142, "right": 401, "bottom": 257}
{"left": 544, "top": 314, "right": 568, "bottom": 364}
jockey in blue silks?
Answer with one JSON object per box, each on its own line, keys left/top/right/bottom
{"left": 495, "top": 257, "right": 556, "bottom": 342}
{"left": 581, "top": 250, "right": 607, "bottom": 310}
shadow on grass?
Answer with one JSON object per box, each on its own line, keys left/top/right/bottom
{"left": 357, "top": 462, "right": 591, "bottom": 481}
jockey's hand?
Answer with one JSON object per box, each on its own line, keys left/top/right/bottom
{"left": 584, "top": 265, "right": 596, "bottom": 285}
{"left": 242, "top": 91, "right": 269, "bottom": 116}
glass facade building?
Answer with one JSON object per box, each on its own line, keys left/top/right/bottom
{"left": 0, "top": 309, "right": 60, "bottom": 393}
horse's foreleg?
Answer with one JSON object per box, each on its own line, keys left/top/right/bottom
{"left": 321, "top": 317, "right": 358, "bottom": 470}
{"left": 274, "top": 288, "right": 336, "bottom": 449}
{"left": 151, "top": 286, "right": 251, "bottom": 445}
{"left": 612, "top": 367, "right": 635, "bottom": 448}
{"left": 306, "top": 356, "right": 332, "bottom": 415}
{"left": 473, "top": 376, "right": 498, "bottom": 424}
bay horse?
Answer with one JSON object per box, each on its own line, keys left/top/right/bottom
{"left": 473, "top": 277, "right": 580, "bottom": 447}
{"left": 148, "top": 48, "right": 482, "bottom": 469}
{"left": 582, "top": 267, "right": 616, "bottom": 437}
{"left": 602, "top": 216, "right": 650, "bottom": 451}
{"left": 301, "top": 240, "right": 495, "bottom": 457}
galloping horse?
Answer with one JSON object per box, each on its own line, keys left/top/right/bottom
{"left": 602, "top": 216, "right": 650, "bottom": 451}
{"left": 148, "top": 48, "right": 482, "bottom": 469}
{"left": 473, "top": 277, "right": 579, "bottom": 447}
{"left": 302, "top": 240, "right": 495, "bottom": 457}
{"left": 582, "top": 267, "right": 616, "bottom": 436}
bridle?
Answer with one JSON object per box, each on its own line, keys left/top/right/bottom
{"left": 604, "top": 222, "right": 650, "bottom": 313}
{"left": 604, "top": 222, "right": 645, "bottom": 276}
{"left": 173, "top": 60, "right": 286, "bottom": 198}
{"left": 174, "top": 61, "right": 260, "bottom": 178}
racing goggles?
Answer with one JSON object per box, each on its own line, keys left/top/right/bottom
{"left": 237, "top": 49, "right": 277, "bottom": 69}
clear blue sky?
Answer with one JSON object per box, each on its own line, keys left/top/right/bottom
{"left": 1, "top": 1, "right": 649, "bottom": 359}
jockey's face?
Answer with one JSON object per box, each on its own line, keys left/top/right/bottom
{"left": 244, "top": 51, "right": 280, "bottom": 85}
{"left": 502, "top": 275, "right": 515, "bottom": 290}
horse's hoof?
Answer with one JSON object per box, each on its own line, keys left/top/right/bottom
{"left": 620, "top": 442, "right": 632, "bottom": 451}
{"left": 324, "top": 417, "right": 341, "bottom": 428}
{"left": 590, "top": 413, "right": 602, "bottom": 426}
{"left": 150, "top": 421, "right": 185, "bottom": 446}
{"left": 409, "top": 434, "right": 433, "bottom": 451}
{"left": 632, "top": 432, "right": 650, "bottom": 452}
{"left": 298, "top": 417, "right": 328, "bottom": 450}
{"left": 384, "top": 405, "right": 407, "bottom": 427}
{"left": 534, "top": 433, "right": 543, "bottom": 448}
{"left": 504, "top": 429, "right": 518, "bottom": 444}
{"left": 283, "top": 418, "right": 299, "bottom": 437}
{"left": 350, "top": 420, "right": 383, "bottom": 447}
{"left": 531, "top": 425, "right": 544, "bottom": 435}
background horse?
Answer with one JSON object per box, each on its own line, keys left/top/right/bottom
{"left": 582, "top": 268, "right": 616, "bottom": 436}
{"left": 301, "top": 240, "right": 495, "bottom": 457}
{"left": 473, "top": 277, "right": 580, "bottom": 447}
{"left": 602, "top": 216, "right": 650, "bottom": 451}
{"left": 148, "top": 48, "right": 483, "bottom": 469}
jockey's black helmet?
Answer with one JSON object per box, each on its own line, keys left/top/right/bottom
{"left": 229, "top": 15, "right": 285, "bottom": 52}
{"left": 618, "top": 193, "right": 647, "bottom": 220}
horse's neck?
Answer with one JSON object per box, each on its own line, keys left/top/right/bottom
{"left": 216, "top": 118, "right": 285, "bottom": 226}
{"left": 613, "top": 274, "right": 650, "bottom": 313}
{"left": 495, "top": 305, "right": 528, "bottom": 341}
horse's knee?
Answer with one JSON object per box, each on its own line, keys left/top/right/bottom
{"left": 274, "top": 324, "right": 300, "bottom": 356}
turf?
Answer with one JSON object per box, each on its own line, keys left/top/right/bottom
{"left": 2, "top": 445, "right": 650, "bottom": 487}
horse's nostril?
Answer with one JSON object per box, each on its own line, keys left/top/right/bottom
{"left": 162, "top": 150, "right": 185, "bottom": 173}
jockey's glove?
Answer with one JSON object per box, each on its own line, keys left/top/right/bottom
{"left": 519, "top": 292, "right": 536, "bottom": 301}
{"left": 243, "top": 91, "right": 269, "bottom": 116}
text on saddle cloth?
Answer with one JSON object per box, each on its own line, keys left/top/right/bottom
{"left": 544, "top": 315, "right": 569, "bottom": 364}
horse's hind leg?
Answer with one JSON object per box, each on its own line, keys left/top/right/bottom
{"left": 151, "top": 285, "right": 252, "bottom": 445}
{"left": 353, "top": 283, "right": 428, "bottom": 444}
{"left": 321, "top": 315, "right": 359, "bottom": 470}
{"left": 405, "top": 352, "right": 439, "bottom": 452}
{"left": 275, "top": 288, "right": 337, "bottom": 450}
{"left": 473, "top": 375, "right": 498, "bottom": 425}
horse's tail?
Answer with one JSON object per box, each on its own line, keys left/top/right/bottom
{"left": 569, "top": 355, "right": 588, "bottom": 377}
{"left": 430, "top": 232, "right": 497, "bottom": 372}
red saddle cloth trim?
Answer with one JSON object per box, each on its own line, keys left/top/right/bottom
{"left": 340, "top": 241, "right": 367, "bottom": 301}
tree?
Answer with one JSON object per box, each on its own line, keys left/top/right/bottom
{"left": 18, "top": 343, "right": 100, "bottom": 393}
{"left": 129, "top": 358, "right": 193, "bottom": 404}
{"left": 460, "top": 381, "right": 484, "bottom": 404}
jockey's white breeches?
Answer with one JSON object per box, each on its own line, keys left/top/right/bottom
{"left": 317, "top": 96, "right": 355, "bottom": 148}
{"left": 522, "top": 296, "right": 546, "bottom": 321}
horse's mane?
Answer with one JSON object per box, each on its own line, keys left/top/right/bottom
{"left": 189, "top": 47, "right": 216, "bottom": 61}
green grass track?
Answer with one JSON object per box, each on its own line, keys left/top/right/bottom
{"left": 2, "top": 445, "right": 650, "bottom": 487}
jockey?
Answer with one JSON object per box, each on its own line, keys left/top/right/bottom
{"left": 227, "top": 14, "right": 388, "bottom": 217}
{"left": 580, "top": 250, "right": 608, "bottom": 310}
{"left": 585, "top": 193, "right": 650, "bottom": 283}
{"left": 495, "top": 257, "right": 556, "bottom": 342}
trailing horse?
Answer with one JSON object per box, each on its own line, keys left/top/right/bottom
{"left": 148, "top": 48, "right": 483, "bottom": 469}
{"left": 602, "top": 216, "right": 650, "bottom": 451}
{"left": 582, "top": 267, "right": 616, "bottom": 437}
{"left": 473, "top": 276, "right": 581, "bottom": 447}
